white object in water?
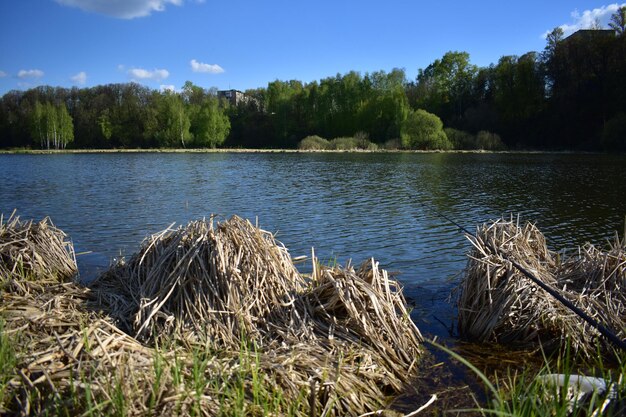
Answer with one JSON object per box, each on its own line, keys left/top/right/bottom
{"left": 535, "top": 373, "right": 615, "bottom": 413}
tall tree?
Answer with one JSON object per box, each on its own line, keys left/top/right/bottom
{"left": 157, "top": 92, "right": 191, "bottom": 148}
{"left": 192, "top": 95, "right": 230, "bottom": 148}
{"left": 414, "top": 51, "right": 477, "bottom": 124}
{"left": 609, "top": 6, "right": 626, "bottom": 36}
{"left": 30, "top": 101, "right": 45, "bottom": 148}
{"left": 545, "top": 27, "right": 564, "bottom": 54}
{"left": 56, "top": 103, "right": 74, "bottom": 149}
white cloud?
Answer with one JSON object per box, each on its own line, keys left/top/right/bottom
{"left": 128, "top": 67, "right": 170, "bottom": 82}
{"left": 190, "top": 59, "right": 224, "bottom": 74}
{"left": 544, "top": 3, "right": 626, "bottom": 37}
{"left": 160, "top": 84, "right": 177, "bottom": 92}
{"left": 71, "top": 71, "right": 87, "bottom": 85}
{"left": 55, "top": 0, "right": 184, "bottom": 19}
{"left": 18, "top": 69, "right": 44, "bottom": 79}
{"left": 0, "top": 71, "right": 7, "bottom": 78}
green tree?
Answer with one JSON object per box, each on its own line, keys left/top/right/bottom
{"left": 98, "top": 109, "right": 113, "bottom": 142}
{"left": 491, "top": 53, "right": 544, "bottom": 146}
{"left": 544, "top": 27, "right": 564, "bottom": 57}
{"left": 415, "top": 51, "right": 478, "bottom": 122}
{"left": 44, "top": 102, "right": 59, "bottom": 149}
{"left": 401, "top": 109, "right": 451, "bottom": 150}
{"left": 609, "top": 6, "right": 626, "bottom": 36}
{"left": 266, "top": 79, "right": 310, "bottom": 146}
{"left": 192, "top": 95, "right": 230, "bottom": 148}
{"left": 157, "top": 92, "right": 191, "bottom": 148}
{"left": 56, "top": 103, "right": 74, "bottom": 149}
{"left": 29, "top": 101, "right": 45, "bottom": 148}
{"left": 182, "top": 80, "right": 207, "bottom": 106}
{"left": 29, "top": 101, "right": 74, "bottom": 149}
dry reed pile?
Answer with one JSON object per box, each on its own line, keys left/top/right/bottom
{"left": 1, "top": 275, "right": 158, "bottom": 415}
{"left": 458, "top": 217, "right": 626, "bottom": 356}
{"left": 0, "top": 212, "right": 76, "bottom": 281}
{"left": 92, "top": 215, "right": 423, "bottom": 414}
{"left": 91, "top": 216, "right": 307, "bottom": 346}
{"left": 2, "top": 214, "right": 423, "bottom": 416}
{"left": 1, "top": 271, "right": 257, "bottom": 416}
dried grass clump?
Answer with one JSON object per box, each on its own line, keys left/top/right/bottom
{"left": 0, "top": 212, "right": 76, "bottom": 281}
{"left": 0, "top": 213, "right": 422, "bottom": 415}
{"left": 306, "top": 259, "right": 421, "bottom": 381}
{"left": 90, "top": 215, "right": 423, "bottom": 415}
{"left": 0, "top": 271, "right": 250, "bottom": 416}
{"left": 555, "top": 238, "right": 626, "bottom": 346}
{"left": 91, "top": 216, "right": 307, "bottom": 345}
{"left": 458, "top": 217, "right": 626, "bottom": 356}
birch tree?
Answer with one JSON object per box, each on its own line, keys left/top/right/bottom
{"left": 158, "top": 92, "right": 191, "bottom": 148}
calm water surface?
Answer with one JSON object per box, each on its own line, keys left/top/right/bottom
{"left": 1, "top": 152, "right": 626, "bottom": 337}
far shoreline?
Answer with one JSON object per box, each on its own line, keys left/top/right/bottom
{"left": 0, "top": 148, "right": 603, "bottom": 155}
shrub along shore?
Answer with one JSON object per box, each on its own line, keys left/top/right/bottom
{"left": 1, "top": 212, "right": 625, "bottom": 416}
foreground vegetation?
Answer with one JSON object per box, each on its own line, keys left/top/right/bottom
{"left": 2, "top": 281, "right": 624, "bottom": 416}
{"left": 434, "top": 341, "right": 626, "bottom": 416}
{"left": 0, "top": 214, "right": 423, "bottom": 416}
{"left": 451, "top": 216, "right": 626, "bottom": 415}
{"left": 1, "top": 7, "right": 625, "bottom": 152}
{"left": 1, "top": 212, "right": 625, "bottom": 415}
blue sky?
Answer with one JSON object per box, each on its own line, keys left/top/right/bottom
{"left": 1, "top": 1, "right": 625, "bottom": 95}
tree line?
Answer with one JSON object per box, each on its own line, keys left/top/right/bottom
{"left": 1, "top": 7, "right": 625, "bottom": 151}
{"left": 0, "top": 81, "right": 231, "bottom": 150}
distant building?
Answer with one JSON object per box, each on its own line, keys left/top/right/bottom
{"left": 217, "top": 89, "right": 259, "bottom": 108}
{"left": 564, "top": 29, "right": 615, "bottom": 43}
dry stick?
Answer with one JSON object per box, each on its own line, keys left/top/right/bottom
{"left": 403, "top": 394, "right": 437, "bottom": 417}
{"left": 421, "top": 202, "right": 626, "bottom": 352}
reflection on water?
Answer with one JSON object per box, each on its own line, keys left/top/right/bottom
{"left": 1, "top": 152, "right": 626, "bottom": 337}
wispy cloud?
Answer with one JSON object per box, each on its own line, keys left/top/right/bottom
{"left": 128, "top": 67, "right": 170, "bottom": 82}
{"left": 190, "top": 59, "right": 224, "bottom": 74}
{"left": 543, "top": 3, "right": 626, "bottom": 38}
{"left": 18, "top": 69, "right": 44, "bottom": 79}
{"left": 71, "top": 71, "right": 87, "bottom": 85}
{"left": 55, "top": 0, "right": 185, "bottom": 19}
{"left": 0, "top": 71, "right": 7, "bottom": 78}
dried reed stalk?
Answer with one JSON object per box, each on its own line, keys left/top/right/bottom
{"left": 0, "top": 212, "right": 76, "bottom": 281}
{"left": 458, "top": 217, "right": 626, "bottom": 356}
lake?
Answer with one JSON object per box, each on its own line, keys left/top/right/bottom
{"left": 1, "top": 151, "right": 626, "bottom": 337}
